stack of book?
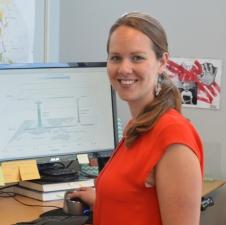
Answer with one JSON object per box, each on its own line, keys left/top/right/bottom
{"left": 14, "top": 178, "right": 94, "bottom": 202}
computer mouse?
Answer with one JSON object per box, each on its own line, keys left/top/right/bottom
{"left": 63, "top": 189, "right": 90, "bottom": 216}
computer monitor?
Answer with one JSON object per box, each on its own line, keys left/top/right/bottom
{"left": 0, "top": 62, "right": 118, "bottom": 174}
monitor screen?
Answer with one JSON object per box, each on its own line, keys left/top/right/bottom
{"left": 0, "top": 62, "right": 118, "bottom": 168}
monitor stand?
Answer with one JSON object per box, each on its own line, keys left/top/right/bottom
{"left": 38, "top": 172, "right": 80, "bottom": 183}
{"left": 37, "top": 163, "right": 80, "bottom": 183}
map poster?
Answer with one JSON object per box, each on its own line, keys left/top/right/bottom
{"left": 0, "top": 0, "right": 35, "bottom": 64}
{"left": 165, "top": 58, "right": 222, "bottom": 109}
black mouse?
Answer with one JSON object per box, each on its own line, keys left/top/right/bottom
{"left": 63, "top": 189, "right": 90, "bottom": 216}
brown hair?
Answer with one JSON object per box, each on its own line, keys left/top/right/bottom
{"left": 107, "top": 12, "right": 182, "bottom": 148}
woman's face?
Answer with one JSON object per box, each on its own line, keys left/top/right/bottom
{"left": 107, "top": 25, "right": 168, "bottom": 108}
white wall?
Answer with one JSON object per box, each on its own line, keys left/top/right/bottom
{"left": 33, "top": 0, "right": 45, "bottom": 62}
{"left": 49, "top": 1, "right": 226, "bottom": 224}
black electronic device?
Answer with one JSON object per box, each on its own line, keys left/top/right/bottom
{"left": 0, "top": 62, "right": 118, "bottom": 176}
{"left": 12, "top": 215, "right": 89, "bottom": 225}
{"left": 201, "top": 196, "right": 214, "bottom": 211}
{"left": 11, "top": 208, "right": 93, "bottom": 225}
{"left": 63, "top": 189, "right": 91, "bottom": 216}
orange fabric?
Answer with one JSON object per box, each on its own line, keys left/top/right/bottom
{"left": 94, "top": 109, "right": 204, "bottom": 225}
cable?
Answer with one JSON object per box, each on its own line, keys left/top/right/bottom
{"left": 0, "top": 189, "right": 61, "bottom": 209}
{"left": 13, "top": 196, "right": 61, "bottom": 209}
{"left": 53, "top": 162, "right": 66, "bottom": 168}
{"left": 65, "top": 161, "right": 73, "bottom": 168}
{"left": 0, "top": 190, "right": 16, "bottom": 198}
{"left": 54, "top": 160, "right": 98, "bottom": 177}
{"left": 0, "top": 183, "right": 18, "bottom": 191}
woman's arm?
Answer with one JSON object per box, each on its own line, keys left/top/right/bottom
{"left": 155, "top": 143, "right": 202, "bottom": 225}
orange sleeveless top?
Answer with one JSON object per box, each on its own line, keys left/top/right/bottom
{"left": 94, "top": 109, "right": 204, "bottom": 225}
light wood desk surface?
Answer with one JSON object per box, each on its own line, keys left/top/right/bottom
{"left": 0, "top": 195, "right": 63, "bottom": 225}
{"left": 202, "top": 179, "right": 225, "bottom": 196}
{"left": 0, "top": 180, "right": 225, "bottom": 225}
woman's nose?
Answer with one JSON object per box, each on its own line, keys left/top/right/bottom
{"left": 118, "top": 60, "right": 132, "bottom": 75}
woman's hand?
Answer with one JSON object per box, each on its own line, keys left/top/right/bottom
{"left": 67, "top": 187, "right": 96, "bottom": 210}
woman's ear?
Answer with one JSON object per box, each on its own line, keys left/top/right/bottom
{"left": 158, "top": 52, "right": 169, "bottom": 74}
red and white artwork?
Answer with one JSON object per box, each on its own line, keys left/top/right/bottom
{"left": 165, "top": 58, "right": 222, "bottom": 109}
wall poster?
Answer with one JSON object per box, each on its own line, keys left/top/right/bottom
{"left": 0, "top": 0, "right": 35, "bottom": 63}
{"left": 165, "top": 58, "right": 222, "bottom": 109}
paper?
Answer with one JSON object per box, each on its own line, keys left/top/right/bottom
{"left": 19, "top": 160, "right": 40, "bottom": 180}
{"left": 0, "top": 166, "right": 5, "bottom": 186}
{"left": 57, "top": 193, "right": 65, "bottom": 197}
{"left": 1, "top": 161, "right": 20, "bottom": 183}
{"left": 77, "top": 154, "right": 89, "bottom": 164}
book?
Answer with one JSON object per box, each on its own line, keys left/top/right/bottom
{"left": 14, "top": 186, "right": 67, "bottom": 201}
{"left": 18, "top": 178, "right": 94, "bottom": 192}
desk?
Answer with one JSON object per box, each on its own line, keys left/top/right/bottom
{"left": 0, "top": 180, "right": 225, "bottom": 225}
{"left": 0, "top": 195, "right": 63, "bottom": 225}
{"left": 202, "top": 179, "right": 225, "bottom": 196}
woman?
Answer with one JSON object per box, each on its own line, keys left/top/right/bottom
{"left": 69, "top": 12, "right": 204, "bottom": 225}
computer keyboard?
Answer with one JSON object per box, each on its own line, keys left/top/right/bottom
{"left": 12, "top": 215, "right": 91, "bottom": 225}
{"left": 12, "top": 215, "right": 70, "bottom": 225}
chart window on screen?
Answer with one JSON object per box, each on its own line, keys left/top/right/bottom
{"left": 0, "top": 62, "right": 118, "bottom": 179}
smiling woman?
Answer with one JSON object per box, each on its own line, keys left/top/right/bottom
{"left": 68, "top": 12, "right": 204, "bottom": 225}
{"left": 107, "top": 25, "right": 168, "bottom": 119}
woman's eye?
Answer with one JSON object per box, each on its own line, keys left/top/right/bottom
{"left": 133, "top": 56, "right": 144, "bottom": 61}
{"left": 110, "top": 56, "right": 121, "bottom": 61}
